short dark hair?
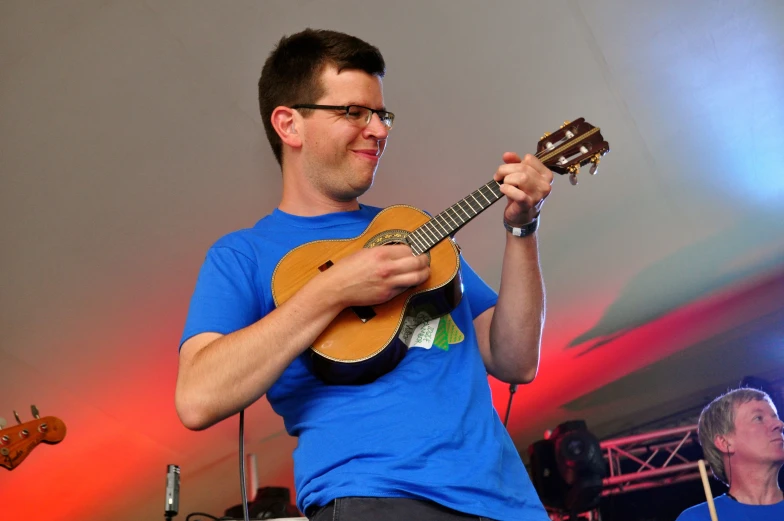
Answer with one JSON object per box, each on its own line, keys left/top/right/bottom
{"left": 697, "top": 387, "right": 775, "bottom": 484}
{"left": 258, "top": 29, "right": 386, "bottom": 166}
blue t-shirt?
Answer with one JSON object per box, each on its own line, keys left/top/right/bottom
{"left": 181, "top": 205, "right": 549, "bottom": 521}
{"left": 676, "top": 494, "right": 784, "bottom": 520}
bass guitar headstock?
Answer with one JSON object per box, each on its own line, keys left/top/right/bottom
{"left": 1, "top": 406, "right": 66, "bottom": 470}
{"left": 537, "top": 118, "right": 610, "bottom": 185}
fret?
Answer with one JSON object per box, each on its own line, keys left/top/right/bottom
{"left": 458, "top": 200, "right": 476, "bottom": 216}
{"left": 421, "top": 223, "right": 438, "bottom": 244}
{"left": 441, "top": 214, "right": 457, "bottom": 235}
{"left": 413, "top": 232, "right": 429, "bottom": 253}
{"left": 408, "top": 231, "right": 427, "bottom": 253}
{"left": 469, "top": 193, "right": 483, "bottom": 211}
{"left": 447, "top": 206, "right": 466, "bottom": 225}
{"left": 432, "top": 216, "right": 450, "bottom": 236}
{"left": 482, "top": 182, "right": 502, "bottom": 200}
{"left": 443, "top": 209, "right": 460, "bottom": 228}
{"left": 426, "top": 220, "right": 443, "bottom": 242}
{"left": 451, "top": 203, "right": 470, "bottom": 220}
{"left": 477, "top": 187, "right": 492, "bottom": 205}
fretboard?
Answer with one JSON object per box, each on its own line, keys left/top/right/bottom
{"left": 407, "top": 180, "right": 504, "bottom": 255}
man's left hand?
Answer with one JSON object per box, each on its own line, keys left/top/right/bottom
{"left": 493, "top": 152, "right": 553, "bottom": 225}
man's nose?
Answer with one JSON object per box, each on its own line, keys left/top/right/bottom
{"left": 364, "top": 113, "right": 389, "bottom": 139}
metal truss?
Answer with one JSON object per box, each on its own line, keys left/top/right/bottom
{"left": 546, "top": 509, "right": 602, "bottom": 521}
{"left": 600, "top": 424, "right": 702, "bottom": 496}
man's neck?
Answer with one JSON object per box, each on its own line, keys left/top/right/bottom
{"left": 727, "top": 463, "right": 784, "bottom": 505}
{"left": 278, "top": 164, "right": 361, "bottom": 216}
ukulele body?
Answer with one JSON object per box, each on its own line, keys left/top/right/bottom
{"left": 271, "top": 204, "right": 463, "bottom": 384}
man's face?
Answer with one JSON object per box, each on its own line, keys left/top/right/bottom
{"left": 726, "top": 399, "right": 784, "bottom": 467}
{"left": 298, "top": 66, "right": 389, "bottom": 202}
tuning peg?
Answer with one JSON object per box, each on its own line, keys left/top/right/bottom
{"left": 31, "top": 405, "right": 40, "bottom": 419}
{"left": 13, "top": 410, "right": 22, "bottom": 425}
{"left": 567, "top": 164, "right": 580, "bottom": 186}
{"left": 540, "top": 131, "right": 551, "bottom": 140}
{"left": 560, "top": 120, "right": 571, "bottom": 129}
{"left": 589, "top": 154, "right": 601, "bottom": 175}
{"left": 0, "top": 417, "right": 6, "bottom": 429}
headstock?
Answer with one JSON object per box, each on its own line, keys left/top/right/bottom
{"left": 0, "top": 406, "right": 66, "bottom": 470}
{"left": 537, "top": 118, "right": 610, "bottom": 185}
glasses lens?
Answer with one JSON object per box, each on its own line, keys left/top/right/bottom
{"left": 346, "top": 106, "right": 394, "bottom": 130}
{"left": 345, "top": 106, "right": 369, "bottom": 123}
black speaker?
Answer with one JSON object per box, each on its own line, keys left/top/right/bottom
{"left": 528, "top": 439, "right": 567, "bottom": 510}
{"left": 528, "top": 420, "right": 606, "bottom": 515}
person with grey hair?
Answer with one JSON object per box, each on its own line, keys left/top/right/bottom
{"left": 676, "top": 387, "right": 784, "bottom": 520}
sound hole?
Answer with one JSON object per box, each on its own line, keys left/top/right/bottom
{"left": 351, "top": 305, "right": 376, "bottom": 323}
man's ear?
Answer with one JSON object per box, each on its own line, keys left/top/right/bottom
{"left": 271, "top": 106, "right": 302, "bottom": 149}
{"left": 715, "top": 435, "right": 733, "bottom": 454}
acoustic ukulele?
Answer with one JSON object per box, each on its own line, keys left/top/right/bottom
{"left": 272, "top": 119, "right": 609, "bottom": 384}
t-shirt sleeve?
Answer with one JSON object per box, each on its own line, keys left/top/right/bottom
{"left": 179, "top": 246, "right": 264, "bottom": 349}
{"left": 460, "top": 255, "right": 498, "bottom": 319}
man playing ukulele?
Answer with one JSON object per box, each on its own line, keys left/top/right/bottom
{"left": 176, "top": 29, "right": 552, "bottom": 521}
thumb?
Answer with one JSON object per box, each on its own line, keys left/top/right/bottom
{"left": 503, "top": 151, "right": 523, "bottom": 164}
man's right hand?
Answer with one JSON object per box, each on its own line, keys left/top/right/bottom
{"left": 326, "top": 244, "right": 431, "bottom": 308}
{"left": 176, "top": 245, "right": 429, "bottom": 431}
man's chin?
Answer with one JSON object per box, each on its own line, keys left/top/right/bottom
{"left": 345, "top": 173, "right": 375, "bottom": 199}
{"left": 343, "top": 183, "right": 373, "bottom": 201}
{"left": 331, "top": 184, "right": 370, "bottom": 203}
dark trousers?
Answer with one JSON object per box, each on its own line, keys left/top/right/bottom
{"left": 308, "top": 497, "right": 496, "bottom": 521}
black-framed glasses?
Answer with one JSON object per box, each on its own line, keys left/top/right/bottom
{"left": 291, "top": 104, "right": 395, "bottom": 130}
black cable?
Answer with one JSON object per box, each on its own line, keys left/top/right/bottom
{"left": 503, "top": 384, "right": 518, "bottom": 428}
{"left": 183, "top": 410, "right": 252, "bottom": 521}
{"left": 185, "top": 513, "right": 221, "bottom": 521}
{"left": 239, "top": 409, "right": 250, "bottom": 521}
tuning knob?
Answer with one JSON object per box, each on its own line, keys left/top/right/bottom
{"left": 567, "top": 164, "right": 580, "bottom": 186}
{"left": 589, "top": 154, "right": 601, "bottom": 175}
{"left": 540, "top": 131, "right": 551, "bottom": 140}
{"left": 31, "top": 405, "right": 40, "bottom": 419}
{"left": 560, "top": 120, "right": 571, "bottom": 129}
{"left": 0, "top": 417, "right": 6, "bottom": 429}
